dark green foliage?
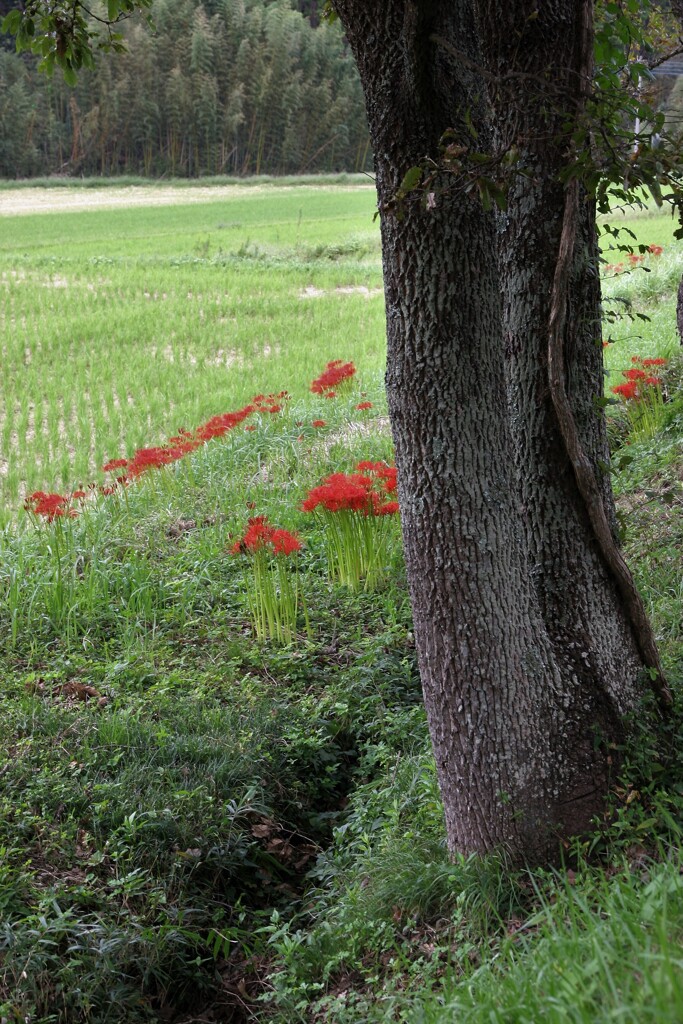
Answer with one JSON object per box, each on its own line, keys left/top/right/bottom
{"left": 0, "top": 0, "right": 371, "bottom": 178}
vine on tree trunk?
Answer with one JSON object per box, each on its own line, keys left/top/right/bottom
{"left": 547, "top": 0, "right": 672, "bottom": 712}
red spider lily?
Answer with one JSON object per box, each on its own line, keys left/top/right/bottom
{"left": 310, "top": 360, "right": 356, "bottom": 395}
{"left": 325, "top": 391, "right": 337, "bottom": 399}
{"left": 312, "top": 420, "right": 326, "bottom": 428}
{"left": 628, "top": 253, "right": 645, "bottom": 265}
{"left": 611, "top": 359, "right": 664, "bottom": 403}
{"left": 372, "top": 499, "right": 400, "bottom": 516}
{"left": 102, "top": 457, "right": 129, "bottom": 473}
{"left": 251, "top": 392, "right": 290, "bottom": 412}
{"left": 126, "top": 446, "right": 185, "bottom": 477}
{"left": 303, "top": 467, "right": 399, "bottom": 516}
{"left": 611, "top": 355, "right": 667, "bottom": 441}
{"left": 304, "top": 465, "right": 399, "bottom": 591}
{"left": 245, "top": 424, "right": 257, "bottom": 431}
{"left": 24, "top": 491, "right": 76, "bottom": 521}
{"left": 231, "top": 516, "right": 306, "bottom": 643}
{"left": 271, "top": 529, "right": 303, "bottom": 556}
{"left": 194, "top": 406, "right": 254, "bottom": 442}
{"left": 648, "top": 244, "right": 664, "bottom": 256}
{"left": 612, "top": 381, "right": 638, "bottom": 401}
{"left": 231, "top": 516, "right": 302, "bottom": 557}
{"left": 356, "top": 402, "right": 373, "bottom": 410}
{"left": 302, "top": 473, "right": 374, "bottom": 514}
{"left": 356, "top": 461, "right": 397, "bottom": 493}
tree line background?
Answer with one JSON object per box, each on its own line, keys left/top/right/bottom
{"left": 0, "top": 0, "right": 372, "bottom": 178}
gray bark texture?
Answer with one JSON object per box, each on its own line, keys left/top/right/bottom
{"left": 332, "top": 0, "right": 662, "bottom": 865}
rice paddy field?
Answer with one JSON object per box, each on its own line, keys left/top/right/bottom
{"left": 1, "top": 181, "right": 682, "bottom": 524}
{"left": 0, "top": 182, "right": 386, "bottom": 519}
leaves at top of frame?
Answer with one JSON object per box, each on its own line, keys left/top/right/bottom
{"left": 1, "top": 0, "right": 154, "bottom": 81}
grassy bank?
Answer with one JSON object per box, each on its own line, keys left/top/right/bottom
{"left": 0, "top": 184, "right": 681, "bottom": 1022}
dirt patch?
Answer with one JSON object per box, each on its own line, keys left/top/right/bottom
{"left": 299, "top": 285, "right": 383, "bottom": 299}
{"left": 0, "top": 184, "right": 374, "bottom": 217}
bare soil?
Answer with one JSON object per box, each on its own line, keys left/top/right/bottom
{"left": 0, "top": 183, "right": 373, "bottom": 217}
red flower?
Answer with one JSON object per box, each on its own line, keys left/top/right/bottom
{"left": 102, "top": 458, "right": 128, "bottom": 472}
{"left": 302, "top": 473, "right": 373, "bottom": 514}
{"left": 372, "top": 499, "right": 400, "bottom": 516}
{"left": 612, "top": 382, "right": 638, "bottom": 401}
{"left": 231, "top": 516, "right": 302, "bottom": 556}
{"left": 310, "top": 360, "right": 356, "bottom": 394}
{"left": 325, "top": 391, "right": 337, "bottom": 399}
{"left": 624, "top": 368, "right": 646, "bottom": 381}
{"left": 303, "top": 466, "right": 399, "bottom": 516}
{"left": 127, "top": 446, "right": 183, "bottom": 477}
{"left": 312, "top": 420, "right": 326, "bottom": 428}
{"left": 25, "top": 491, "right": 76, "bottom": 521}
{"left": 356, "top": 402, "right": 373, "bottom": 410}
{"left": 642, "top": 357, "right": 667, "bottom": 367}
{"left": 356, "top": 461, "right": 397, "bottom": 492}
{"left": 251, "top": 393, "right": 290, "bottom": 411}
{"left": 271, "top": 528, "right": 302, "bottom": 556}
{"left": 648, "top": 244, "right": 664, "bottom": 256}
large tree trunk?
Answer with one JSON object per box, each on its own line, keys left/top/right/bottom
{"left": 474, "top": 0, "right": 649, "bottom": 802}
{"left": 332, "top": 0, "right": 657, "bottom": 864}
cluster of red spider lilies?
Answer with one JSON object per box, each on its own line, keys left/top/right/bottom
{"left": 611, "top": 355, "right": 667, "bottom": 403}
{"left": 603, "top": 242, "right": 664, "bottom": 275}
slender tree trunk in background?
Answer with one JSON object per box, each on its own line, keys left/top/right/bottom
{"left": 677, "top": 275, "right": 683, "bottom": 344}
{"left": 333, "top": 0, "right": 663, "bottom": 864}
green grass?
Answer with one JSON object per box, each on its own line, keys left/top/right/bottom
{"left": 0, "top": 184, "right": 681, "bottom": 1023}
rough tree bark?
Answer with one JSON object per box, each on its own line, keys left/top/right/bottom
{"left": 332, "top": 0, "right": 667, "bottom": 864}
